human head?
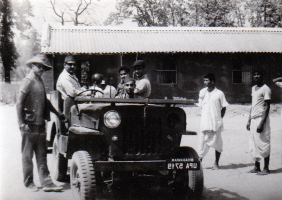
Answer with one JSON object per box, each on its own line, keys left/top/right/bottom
{"left": 100, "top": 80, "right": 106, "bottom": 90}
{"left": 64, "top": 55, "right": 77, "bottom": 75}
{"left": 26, "top": 54, "right": 52, "bottom": 70}
{"left": 118, "top": 66, "right": 130, "bottom": 81}
{"left": 92, "top": 73, "right": 104, "bottom": 86}
{"left": 132, "top": 60, "right": 146, "bottom": 78}
{"left": 253, "top": 68, "right": 264, "bottom": 84}
{"left": 124, "top": 76, "right": 135, "bottom": 94}
{"left": 204, "top": 73, "right": 216, "bottom": 87}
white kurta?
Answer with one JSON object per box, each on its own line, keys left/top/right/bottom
{"left": 198, "top": 87, "right": 229, "bottom": 158}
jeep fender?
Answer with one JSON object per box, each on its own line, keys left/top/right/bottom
{"left": 67, "top": 126, "right": 107, "bottom": 160}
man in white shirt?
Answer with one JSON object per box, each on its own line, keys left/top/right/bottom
{"left": 56, "top": 55, "right": 86, "bottom": 120}
{"left": 132, "top": 60, "right": 151, "bottom": 99}
{"left": 247, "top": 69, "right": 271, "bottom": 175}
{"left": 198, "top": 73, "right": 228, "bottom": 170}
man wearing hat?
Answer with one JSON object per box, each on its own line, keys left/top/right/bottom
{"left": 16, "top": 54, "right": 64, "bottom": 192}
{"left": 116, "top": 76, "right": 136, "bottom": 99}
{"left": 56, "top": 55, "right": 86, "bottom": 120}
{"left": 132, "top": 60, "right": 151, "bottom": 99}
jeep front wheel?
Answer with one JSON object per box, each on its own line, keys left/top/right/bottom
{"left": 172, "top": 147, "right": 204, "bottom": 200}
{"left": 52, "top": 136, "right": 68, "bottom": 182}
{"left": 70, "top": 151, "right": 97, "bottom": 200}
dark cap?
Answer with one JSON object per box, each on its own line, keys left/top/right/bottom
{"left": 132, "top": 60, "right": 145, "bottom": 68}
{"left": 26, "top": 54, "right": 52, "bottom": 69}
{"left": 64, "top": 55, "right": 76, "bottom": 63}
{"left": 124, "top": 76, "right": 135, "bottom": 84}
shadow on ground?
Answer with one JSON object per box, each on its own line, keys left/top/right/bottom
{"left": 205, "top": 163, "right": 254, "bottom": 170}
{"left": 202, "top": 187, "right": 248, "bottom": 200}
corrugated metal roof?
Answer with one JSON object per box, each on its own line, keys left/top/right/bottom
{"left": 41, "top": 26, "right": 282, "bottom": 54}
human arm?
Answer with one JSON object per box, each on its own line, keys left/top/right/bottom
{"left": 47, "top": 99, "right": 65, "bottom": 120}
{"left": 246, "top": 107, "right": 252, "bottom": 131}
{"left": 16, "top": 92, "right": 31, "bottom": 132}
{"left": 221, "top": 107, "right": 226, "bottom": 118}
{"left": 275, "top": 81, "right": 282, "bottom": 88}
{"left": 134, "top": 79, "right": 148, "bottom": 95}
{"left": 257, "top": 100, "right": 270, "bottom": 133}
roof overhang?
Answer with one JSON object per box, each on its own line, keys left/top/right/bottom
{"left": 41, "top": 24, "right": 282, "bottom": 54}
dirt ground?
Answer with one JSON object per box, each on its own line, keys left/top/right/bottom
{"left": 0, "top": 104, "right": 282, "bottom": 200}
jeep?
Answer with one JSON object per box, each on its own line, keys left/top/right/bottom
{"left": 50, "top": 94, "right": 203, "bottom": 200}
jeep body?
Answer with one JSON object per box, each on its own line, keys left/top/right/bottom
{"left": 51, "top": 96, "right": 203, "bottom": 200}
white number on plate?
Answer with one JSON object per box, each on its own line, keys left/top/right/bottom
{"left": 168, "top": 163, "right": 184, "bottom": 169}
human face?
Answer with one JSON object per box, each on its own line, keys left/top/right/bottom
{"left": 204, "top": 78, "right": 214, "bottom": 87}
{"left": 134, "top": 66, "right": 145, "bottom": 78}
{"left": 120, "top": 70, "right": 128, "bottom": 80}
{"left": 253, "top": 71, "right": 263, "bottom": 84}
{"left": 32, "top": 63, "right": 45, "bottom": 76}
{"left": 64, "top": 61, "right": 77, "bottom": 75}
{"left": 125, "top": 81, "right": 135, "bottom": 94}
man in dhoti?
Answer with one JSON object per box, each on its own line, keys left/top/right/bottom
{"left": 247, "top": 69, "right": 271, "bottom": 175}
{"left": 198, "top": 73, "right": 228, "bottom": 170}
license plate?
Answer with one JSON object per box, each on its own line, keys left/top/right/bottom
{"left": 167, "top": 162, "right": 198, "bottom": 170}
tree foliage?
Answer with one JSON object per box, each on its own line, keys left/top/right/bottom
{"left": 105, "top": 0, "right": 282, "bottom": 27}
{"left": 0, "top": 0, "right": 18, "bottom": 83}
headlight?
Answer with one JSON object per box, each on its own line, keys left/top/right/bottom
{"left": 104, "top": 110, "right": 121, "bottom": 128}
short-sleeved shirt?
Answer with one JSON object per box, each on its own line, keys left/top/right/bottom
{"left": 135, "top": 74, "right": 151, "bottom": 99}
{"left": 56, "top": 69, "right": 83, "bottom": 100}
{"left": 19, "top": 70, "right": 47, "bottom": 125}
{"left": 251, "top": 84, "right": 271, "bottom": 119}
{"left": 199, "top": 87, "right": 229, "bottom": 132}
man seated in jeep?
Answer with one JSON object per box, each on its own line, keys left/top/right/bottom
{"left": 116, "top": 76, "right": 135, "bottom": 99}
{"left": 132, "top": 60, "right": 151, "bottom": 99}
{"left": 89, "top": 73, "right": 104, "bottom": 98}
{"left": 56, "top": 55, "right": 86, "bottom": 120}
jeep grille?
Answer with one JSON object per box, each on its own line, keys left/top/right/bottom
{"left": 123, "top": 116, "right": 163, "bottom": 155}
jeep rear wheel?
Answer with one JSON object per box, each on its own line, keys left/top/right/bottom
{"left": 52, "top": 136, "right": 68, "bottom": 182}
{"left": 70, "top": 151, "right": 97, "bottom": 200}
{"left": 172, "top": 147, "right": 204, "bottom": 200}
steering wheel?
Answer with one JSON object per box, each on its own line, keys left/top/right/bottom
{"left": 77, "top": 88, "right": 104, "bottom": 96}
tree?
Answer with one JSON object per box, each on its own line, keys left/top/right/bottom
{"left": 247, "top": 0, "right": 282, "bottom": 27}
{"left": 0, "top": 0, "right": 18, "bottom": 83}
{"left": 9, "top": 0, "right": 41, "bottom": 81}
{"left": 49, "top": 0, "right": 98, "bottom": 26}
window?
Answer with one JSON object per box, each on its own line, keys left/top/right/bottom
{"left": 156, "top": 56, "right": 177, "bottom": 85}
{"left": 232, "top": 56, "right": 251, "bottom": 84}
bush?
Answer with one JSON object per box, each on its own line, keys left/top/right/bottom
{"left": 0, "top": 82, "right": 20, "bottom": 105}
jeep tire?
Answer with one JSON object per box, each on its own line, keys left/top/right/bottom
{"left": 52, "top": 136, "right": 68, "bottom": 182}
{"left": 70, "top": 151, "right": 97, "bottom": 200}
{"left": 172, "top": 147, "right": 204, "bottom": 200}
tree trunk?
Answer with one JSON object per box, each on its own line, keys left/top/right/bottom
{"left": 4, "top": 67, "right": 11, "bottom": 83}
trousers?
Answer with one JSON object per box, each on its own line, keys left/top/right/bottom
{"left": 21, "top": 124, "right": 51, "bottom": 187}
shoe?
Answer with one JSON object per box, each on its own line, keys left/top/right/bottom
{"left": 27, "top": 183, "right": 39, "bottom": 192}
{"left": 212, "top": 163, "right": 219, "bottom": 170}
{"left": 256, "top": 168, "right": 270, "bottom": 176}
{"left": 249, "top": 168, "right": 261, "bottom": 173}
{"left": 43, "top": 183, "right": 63, "bottom": 192}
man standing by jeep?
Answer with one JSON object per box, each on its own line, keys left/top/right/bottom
{"left": 132, "top": 60, "right": 151, "bottom": 99}
{"left": 246, "top": 69, "right": 271, "bottom": 175}
{"left": 198, "top": 73, "right": 228, "bottom": 170}
{"left": 16, "top": 54, "right": 64, "bottom": 192}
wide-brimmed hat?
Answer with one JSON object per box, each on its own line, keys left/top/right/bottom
{"left": 132, "top": 60, "right": 145, "bottom": 68}
{"left": 26, "top": 54, "right": 52, "bottom": 69}
{"left": 124, "top": 76, "right": 135, "bottom": 84}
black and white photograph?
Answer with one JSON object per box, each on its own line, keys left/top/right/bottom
{"left": 0, "top": 0, "right": 282, "bottom": 199}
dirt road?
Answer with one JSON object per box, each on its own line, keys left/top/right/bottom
{"left": 0, "top": 104, "right": 282, "bottom": 200}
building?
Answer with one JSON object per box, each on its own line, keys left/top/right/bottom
{"left": 41, "top": 25, "right": 282, "bottom": 103}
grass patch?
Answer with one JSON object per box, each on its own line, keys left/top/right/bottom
{"left": 0, "top": 82, "right": 20, "bottom": 105}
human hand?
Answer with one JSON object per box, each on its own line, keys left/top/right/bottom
{"left": 20, "top": 124, "right": 31, "bottom": 133}
{"left": 246, "top": 122, "right": 251, "bottom": 131}
{"left": 58, "top": 113, "right": 65, "bottom": 121}
{"left": 257, "top": 124, "right": 263, "bottom": 133}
